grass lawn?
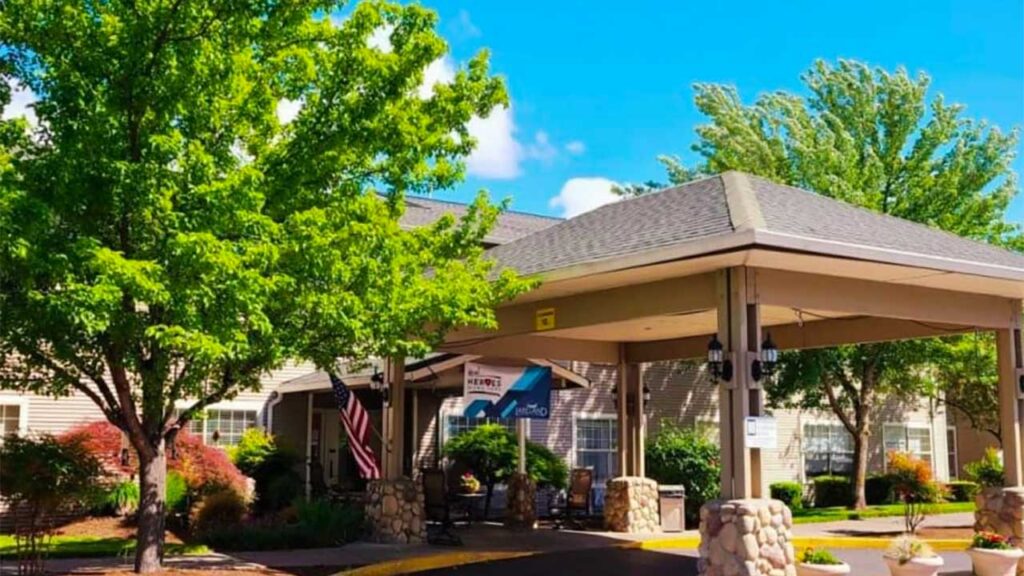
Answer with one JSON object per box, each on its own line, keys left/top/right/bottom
{"left": 791, "top": 501, "right": 975, "bottom": 524}
{"left": 0, "top": 535, "right": 208, "bottom": 559}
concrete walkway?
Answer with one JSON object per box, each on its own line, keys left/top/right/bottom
{"left": 791, "top": 511, "right": 974, "bottom": 537}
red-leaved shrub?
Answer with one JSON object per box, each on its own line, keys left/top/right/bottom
{"left": 60, "top": 421, "right": 246, "bottom": 497}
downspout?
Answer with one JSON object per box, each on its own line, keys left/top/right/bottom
{"left": 265, "top": 391, "right": 284, "bottom": 433}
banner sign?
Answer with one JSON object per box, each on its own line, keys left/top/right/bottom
{"left": 463, "top": 363, "right": 552, "bottom": 419}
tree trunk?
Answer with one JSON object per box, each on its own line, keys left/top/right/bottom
{"left": 851, "top": 432, "right": 869, "bottom": 510}
{"left": 134, "top": 441, "right": 167, "bottom": 573}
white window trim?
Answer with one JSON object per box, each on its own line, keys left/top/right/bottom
{"left": 0, "top": 394, "right": 29, "bottom": 436}
{"left": 882, "top": 423, "right": 934, "bottom": 472}
{"left": 174, "top": 399, "right": 264, "bottom": 445}
{"left": 947, "top": 426, "right": 959, "bottom": 480}
{"left": 571, "top": 412, "right": 618, "bottom": 480}
{"left": 801, "top": 420, "right": 855, "bottom": 477}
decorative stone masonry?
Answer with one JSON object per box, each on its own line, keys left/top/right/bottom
{"left": 505, "top": 472, "right": 537, "bottom": 530}
{"left": 603, "top": 476, "right": 661, "bottom": 533}
{"left": 698, "top": 499, "right": 795, "bottom": 576}
{"left": 976, "top": 487, "right": 1024, "bottom": 574}
{"left": 364, "top": 478, "right": 426, "bottom": 544}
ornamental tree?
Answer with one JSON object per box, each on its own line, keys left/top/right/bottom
{"left": 0, "top": 1, "right": 527, "bottom": 571}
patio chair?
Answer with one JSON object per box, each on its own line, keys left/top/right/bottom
{"left": 421, "top": 467, "right": 462, "bottom": 546}
{"left": 554, "top": 468, "right": 593, "bottom": 530}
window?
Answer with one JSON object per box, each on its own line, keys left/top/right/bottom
{"left": 884, "top": 424, "right": 933, "bottom": 466}
{"left": 177, "top": 408, "right": 257, "bottom": 447}
{"left": 443, "top": 415, "right": 514, "bottom": 444}
{"left": 0, "top": 404, "right": 21, "bottom": 437}
{"left": 947, "top": 427, "right": 959, "bottom": 480}
{"left": 803, "top": 423, "right": 854, "bottom": 477}
{"left": 575, "top": 418, "right": 618, "bottom": 483}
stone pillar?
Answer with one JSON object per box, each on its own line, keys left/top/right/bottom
{"left": 364, "top": 478, "right": 426, "bottom": 544}
{"left": 603, "top": 476, "right": 660, "bottom": 533}
{"left": 505, "top": 472, "right": 537, "bottom": 530}
{"left": 699, "top": 499, "right": 795, "bottom": 576}
{"left": 976, "top": 487, "right": 1024, "bottom": 573}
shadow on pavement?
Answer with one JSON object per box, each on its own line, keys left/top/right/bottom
{"left": 416, "top": 547, "right": 698, "bottom": 576}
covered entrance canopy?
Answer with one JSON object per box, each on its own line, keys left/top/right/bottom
{"left": 439, "top": 171, "right": 1024, "bottom": 499}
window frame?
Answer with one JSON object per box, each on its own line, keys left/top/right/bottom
{"left": 882, "top": 423, "right": 934, "bottom": 471}
{"left": 802, "top": 421, "right": 855, "bottom": 478}
{"left": 439, "top": 411, "right": 518, "bottom": 448}
{"left": 174, "top": 400, "right": 262, "bottom": 447}
{"left": 0, "top": 395, "right": 29, "bottom": 438}
{"left": 572, "top": 413, "right": 619, "bottom": 484}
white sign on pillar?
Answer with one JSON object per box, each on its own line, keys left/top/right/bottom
{"left": 744, "top": 416, "right": 777, "bottom": 450}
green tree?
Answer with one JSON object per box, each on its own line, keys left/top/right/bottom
{"left": 0, "top": 1, "right": 528, "bottom": 571}
{"left": 652, "top": 59, "right": 1019, "bottom": 509}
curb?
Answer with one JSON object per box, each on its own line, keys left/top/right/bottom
{"left": 634, "top": 535, "right": 972, "bottom": 552}
{"left": 335, "top": 551, "right": 536, "bottom": 576}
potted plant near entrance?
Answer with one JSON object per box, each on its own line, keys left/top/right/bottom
{"left": 459, "top": 472, "right": 481, "bottom": 495}
{"left": 883, "top": 536, "right": 944, "bottom": 576}
{"left": 796, "top": 548, "right": 850, "bottom": 576}
{"left": 968, "top": 532, "right": 1023, "bottom": 576}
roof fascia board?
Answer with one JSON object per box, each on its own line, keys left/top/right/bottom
{"left": 721, "top": 171, "right": 766, "bottom": 232}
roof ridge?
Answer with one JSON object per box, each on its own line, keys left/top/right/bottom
{"left": 743, "top": 172, "right": 1018, "bottom": 255}
{"left": 721, "top": 171, "right": 766, "bottom": 232}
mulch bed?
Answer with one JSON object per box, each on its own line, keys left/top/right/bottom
{"left": 53, "top": 516, "right": 185, "bottom": 544}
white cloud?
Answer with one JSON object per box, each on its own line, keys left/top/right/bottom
{"left": 466, "top": 105, "right": 522, "bottom": 179}
{"left": 451, "top": 10, "right": 481, "bottom": 39}
{"left": 524, "top": 131, "right": 557, "bottom": 163}
{"left": 549, "top": 177, "right": 621, "bottom": 218}
{"left": 276, "top": 98, "right": 303, "bottom": 124}
{"left": 417, "top": 56, "right": 456, "bottom": 99}
{"left": 565, "top": 140, "right": 586, "bottom": 155}
{"left": 368, "top": 25, "right": 392, "bottom": 52}
{"left": 3, "top": 80, "right": 37, "bottom": 126}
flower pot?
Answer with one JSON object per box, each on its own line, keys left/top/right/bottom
{"left": 883, "top": 556, "right": 944, "bottom": 576}
{"left": 796, "top": 562, "right": 851, "bottom": 576}
{"left": 969, "top": 547, "right": 1024, "bottom": 576}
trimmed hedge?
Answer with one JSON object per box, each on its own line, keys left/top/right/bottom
{"left": 770, "top": 481, "right": 803, "bottom": 510}
{"left": 865, "top": 475, "right": 895, "bottom": 505}
{"left": 946, "top": 480, "right": 980, "bottom": 503}
{"left": 812, "top": 476, "right": 853, "bottom": 508}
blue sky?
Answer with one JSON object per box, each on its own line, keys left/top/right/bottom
{"left": 421, "top": 0, "right": 1024, "bottom": 221}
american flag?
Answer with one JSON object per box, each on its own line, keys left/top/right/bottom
{"left": 329, "top": 373, "right": 381, "bottom": 480}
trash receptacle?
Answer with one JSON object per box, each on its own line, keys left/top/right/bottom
{"left": 658, "top": 485, "right": 686, "bottom": 532}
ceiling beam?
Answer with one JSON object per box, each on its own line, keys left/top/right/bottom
{"left": 439, "top": 334, "right": 620, "bottom": 364}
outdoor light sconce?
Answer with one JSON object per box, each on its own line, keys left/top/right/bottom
{"left": 751, "top": 333, "right": 779, "bottom": 382}
{"left": 370, "top": 369, "right": 390, "bottom": 407}
{"left": 707, "top": 335, "right": 733, "bottom": 383}
{"left": 611, "top": 385, "right": 652, "bottom": 411}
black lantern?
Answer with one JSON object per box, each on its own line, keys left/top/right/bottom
{"left": 612, "top": 385, "right": 651, "bottom": 411}
{"left": 370, "top": 368, "right": 390, "bottom": 407}
{"left": 642, "top": 385, "right": 651, "bottom": 404}
{"left": 707, "top": 335, "right": 732, "bottom": 383}
{"left": 751, "top": 333, "right": 779, "bottom": 382}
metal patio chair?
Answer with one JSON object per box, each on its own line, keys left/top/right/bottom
{"left": 421, "top": 467, "right": 463, "bottom": 546}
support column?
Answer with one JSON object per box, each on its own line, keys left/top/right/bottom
{"left": 998, "top": 303, "right": 1024, "bottom": 487}
{"left": 506, "top": 419, "right": 536, "bottom": 530}
{"left": 382, "top": 357, "right": 406, "bottom": 479}
{"left": 628, "top": 363, "right": 645, "bottom": 478}
{"left": 617, "top": 347, "right": 629, "bottom": 477}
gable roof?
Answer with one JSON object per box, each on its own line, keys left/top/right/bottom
{"left": 485, "top": 171, "right": 1024, "bottom": 281}
{"left": 401, "top": 196, "right": 560, "bottom": 245}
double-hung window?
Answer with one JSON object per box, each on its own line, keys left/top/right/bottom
{"left": 177, "top": 407, "right": 257, "bottom": 447}
{"left": 442, "top": 415, "right": 515, "bottom": 445}
{"left": 575, "top": 418, "right": 618, "bottom": 484}
{"left": 0, "top": 403, "right": 23, "bottom": 438}
{"left": 883, "top": 424, "right": 933, "bottom": 466}
{"left": 803, "top": 423, "right": 854, "bottom": 477}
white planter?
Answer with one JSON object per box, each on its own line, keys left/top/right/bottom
{"left": 883, "top": 556, "right": 944, "bottom": 576}
{"left": 969, "top": 547, "right": 1024, "bottom": 576}
{"left": 796, "top": 562, "right": 851, "bottom": 576}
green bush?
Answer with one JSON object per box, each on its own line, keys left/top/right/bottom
{"left": 166, "top": 471, "right": 189, "bottom": 515}
{"left": 526, "top": 442, "right": 568, "bottom": 489}
{"left": 104, "top": 481, "right": 140, "bottom": 516}
{"left": 865, "top": 475, "right": 895, "bottom": 505}
{"left": 965, "top": 448, "right": 1005, "bottom": 488}
{"left": 945, "top": 480, "right": 980, "bottom": 503}
{"left": 201, "top": 499, "right": 364, "bottom": 550}
{"left": 812, "top": 476, "right": 853, "bottom": 508}
{"left": 646, "top": 423, "right": 720, "bottom": 526}
{"left": 229, "top": 429, "right": 302, "bottom": 515}
{"left": 800, "top": 548, "right": 843, "bottom": 565}
{"left": 769, "top": 481, "right": 803, "bottom": 510}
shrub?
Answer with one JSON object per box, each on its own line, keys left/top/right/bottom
{"left": 865, "top": 474, "right": 895, "bottom": 505}
{"left": 104, "top": 481, "right": 140, "bottom": 516}
{"left": 0, "top": 435, "right": 106, "bottom": 575}
{"left": 192, "top": 490, "right": 247, "bottom": 535}
{"left": 945, "top": 480, "right": 980, "bottom": 503}
{"left": 200, "top": 499, "right": 364, "bottom": 550}
{"left": 965, "top": 448, "right": 1005, "bottom": 488}
{"left": 228, "top": 429, "right": 302, "bottom": 514}
{"left": 884, "top": 535, "right": 936, "bottom": 562}
{"left": 887, "top": 451, "right": 941, "bottom": 534}
{"left": 800, "top": 548, "right": 843, "bottom": 565}
{"left": 769, "top": 481, "right": 803, "bottom": 510}
{"left": 171, "top": 430, "right": 247, "bottom": 498}
{"left": 59, "top": 421, "right": 135, "bottom": 476}
{"left": 526, "top": 442, "right": 569, "bottom": 489}
{"left": 166, "top": 471, "right": 189, "bottom": 515}
{"left": 812, "top": 476, "right": 852, "bottom": 508}
{"left": 646, "top": 423, "right": 720, "bottom": 526}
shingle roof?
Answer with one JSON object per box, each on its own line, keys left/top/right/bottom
{"left": 401, "top": 196, "right": 560, "bottom": 245}
{"left": 485, "top": 171, "right": 1024, "bottom": 278}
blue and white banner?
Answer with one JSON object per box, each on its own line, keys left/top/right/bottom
{"left": 463, "top": 363, "right": 552, "bottom": 419}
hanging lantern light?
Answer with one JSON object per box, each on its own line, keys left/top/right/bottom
{"left": 370, "top": 368, "right": 390, "bottom": 407}
{"left": 707, "top": 335, "right": 732, "bottom": 383}
{"left": 752, "top": 333, "right": 779, "bottom": 382}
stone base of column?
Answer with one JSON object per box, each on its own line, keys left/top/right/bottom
{"left": 976, "top": 487, "right": 1024, "bottom": 541}
{"left": 603, "top": 476, "right": 661, "bottom": 533}
{"left": 698, "top": 499, "right": 795, "bottom": 576}
{"left": 364, "top": 478, "right": 426, "bottom": 544}
{"left": 505, "top": 472, "right": 537, "bottom": 530}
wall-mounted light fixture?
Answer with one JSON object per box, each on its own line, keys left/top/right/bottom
{"left": 751, "top": 333, "right": 779, "bottom": 382}
{"left": 707, "top": 335, "right": 733, "bottom": 383}
{"left": 370, "top": 368, "right": 390, "bottom": 407}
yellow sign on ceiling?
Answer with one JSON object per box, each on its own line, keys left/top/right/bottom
{"left": 535, "top": 307, "right": 556, "bottom": 331}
